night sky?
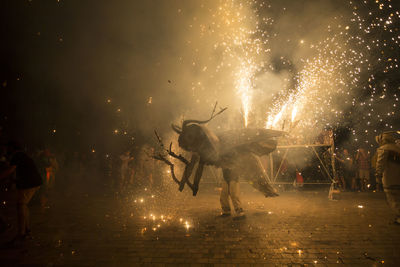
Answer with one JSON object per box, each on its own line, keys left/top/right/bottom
{"left": 0, "top": 0, "right": 185, "bottom": 151}
{"left": 1, "top": 0, "right": 399, "bottom": 153}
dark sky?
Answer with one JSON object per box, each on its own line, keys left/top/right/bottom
{"left": 0, "top": 0, "right": 188, "bottom": 151}
{"left": 1, "top": 0, "right": 399, "bottom": 152}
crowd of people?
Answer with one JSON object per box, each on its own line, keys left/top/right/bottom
{"left": 334, "top": 141, "right": 398, "bottom": 194}
{"left": 114, "top": 145, "right": 160, "bottom": 193}
{"left": 335, "top": 147, "right": 373, "bottom": 192}
{"left": 332, "top": 133, "right": 400, "bottom": 224}
{"left": 0, "top": 141, "right": 163, "bottom": 246}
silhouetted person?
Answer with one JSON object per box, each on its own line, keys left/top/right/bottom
{"left": 336, "top": 149, "right": 354, "bottom": 191}
{"left": 355, "top": 148, "right": 370, "bottom": 191}
{"left": 119, "top": 151, "right": 133, "bottom": 191}
{"left": 43, "top": 149, "right": 58, "bottom": 189}
{"left": 0, "top": 141, "right": 42, "bottom": 244}
{"left": 375, "top": 133, "right": 400, "bottom": 225}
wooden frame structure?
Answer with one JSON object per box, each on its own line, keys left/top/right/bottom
{"left": 262, "top": 141, "right": 338, "bottom": 199}
{"left": 264, "top": 144, "right": 335, "bottom": 183}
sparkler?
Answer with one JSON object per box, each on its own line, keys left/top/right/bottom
{"left": 291, "top": 106, "right": 298, "bottom": 123}
{"left": 105, "top": 0, "right": 399, "bottom": 145}
{"left": 212, "top": 0, "right": 399, "bottom": 143}
{"left": 236, "top": 64, "right": 253, "bottom": 127}
{"left": 213, "top": 1, "right": 267, "bottom": 127}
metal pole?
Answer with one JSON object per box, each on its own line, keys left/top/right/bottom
{"left": 311, "top": 146, "right": 333, "bottom": 182}
{"left": 330, "top": 132, "right": 337, "bottom": 181}
{"left": 269, "top": 153, "right": 274, "bottom": 182}
{"left": 274, "top": 149, "right": 289, "bottom": 182}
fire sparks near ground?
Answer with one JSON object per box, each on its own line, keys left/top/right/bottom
{"left": 131, "top": 184, "right": 195, "bottom": 236}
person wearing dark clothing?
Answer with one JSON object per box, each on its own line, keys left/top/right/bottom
{"left": 10, "top": 151, "right": 42, "bottom": 189}
{"left": 336, "top": 149, "right": 354, "bottom": 191}
{"left": 0, "top": 141, "right": 42, "bottom": 242}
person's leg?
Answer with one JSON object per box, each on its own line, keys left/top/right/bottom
{"left": 16, "top": 203, "right": 25, "bottom": 236}
{"left": 219, "top": 181, "right": 231, "bottom": 216}
{"left": 376, "top": 176, "right": 383, "bottom": 191}
{"left": 346, "top": 171, "right": 353, "bottom": 191}
{"left": 351, "top": 177, "right": 357, "bottom": 191}
{"left": 18, "top": 187, "right": 39, "bottom": 236}
{"left": 120, "top": 168, "right": 126, "bottom": 191}
{"left": 16, "top": 189, "right": 28, "bottom": 236}
{"left": 360, "top": 170, "right": 368, "bottom": 191}
{"left": 229, "top": 181, "right": 244, "bottom": 216}
{"left": 23, "top": 203, "right": 29, "bottom": 234}
{"left": 365, "top": 170, "right": 370, "bottom": 191}
{"left": 129, "top": 169, "right": 135, "bottom": 185}
{"left": 384, "top": 187, "right": 400, "bottom": 224}
{"left": 50, "top": 171, "right": 55, "bottom": 188}
{"left": 340, "top": 176, "right": 346, "bottom": 190}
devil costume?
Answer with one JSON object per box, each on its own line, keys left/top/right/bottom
{"left": 154, "top": 106, "right": 281, "bottom": 217}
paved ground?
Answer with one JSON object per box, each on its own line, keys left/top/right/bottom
{"left": 1, "top": 178, "right": 400, "bottom": 266}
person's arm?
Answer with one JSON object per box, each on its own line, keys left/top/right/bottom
{"left": 375, "top": 148, "right": 387, "bottom": 180}
{"left": 335, "top": 155, "right": 344, "bottom": 163}
{"left": 0, "top": 165, "right": 16, "bottom": 180}
{"left": 348, "top": 157, "right": 353, "bottom": 166}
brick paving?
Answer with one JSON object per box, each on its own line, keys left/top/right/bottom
{"left": 1, "top": 180, "right": 400, "bottom": 266}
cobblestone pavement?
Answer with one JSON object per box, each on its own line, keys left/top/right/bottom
{"left": 1, "top": 181, "right": 400, "bottom": 266}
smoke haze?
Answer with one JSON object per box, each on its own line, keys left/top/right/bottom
{"left": 1, "top": 0, "right": 399, "bottom": 152}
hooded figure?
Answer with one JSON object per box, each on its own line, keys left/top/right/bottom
{"left": 375, "top": 132, "right": 400, "bottom": 224}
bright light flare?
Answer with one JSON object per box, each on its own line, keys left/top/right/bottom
{"left": 291, "top": 106, "right": 298, "bottom": 122}
{"left": 236, "top": 64, "right": 254, "bottom": 127}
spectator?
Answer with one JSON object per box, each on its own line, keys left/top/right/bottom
{"left": 375, "top": 133, "right": 400, "bottom": 225}
{"left": 43, "top": 149, "right": 59, "bottom": 189}
{"left": 293, "top": 168, "right": 304, "bottom": 189}
{"left": 371, "top": 150, "right": 382, "bottom": 191}
{"left": 355, "top": 148, "right": 370, "bottom": 191}
{"left": 335, "top": 149, "right": 354, "bottom": 191}
{"left": 137, "top": 145, "right": 155, "bottom": 188}
{"left": 119, "top": 151, "right": 133, "bottom": 191}
{"left": 0, "top": 141, "right": 42, "bottom": 244}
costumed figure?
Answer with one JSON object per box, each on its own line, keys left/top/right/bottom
{"left": 153, "top": 104, "right": 283, "bottom": 218}
{"left": 375, "top": 132, "right": 400, "bottom": 225}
